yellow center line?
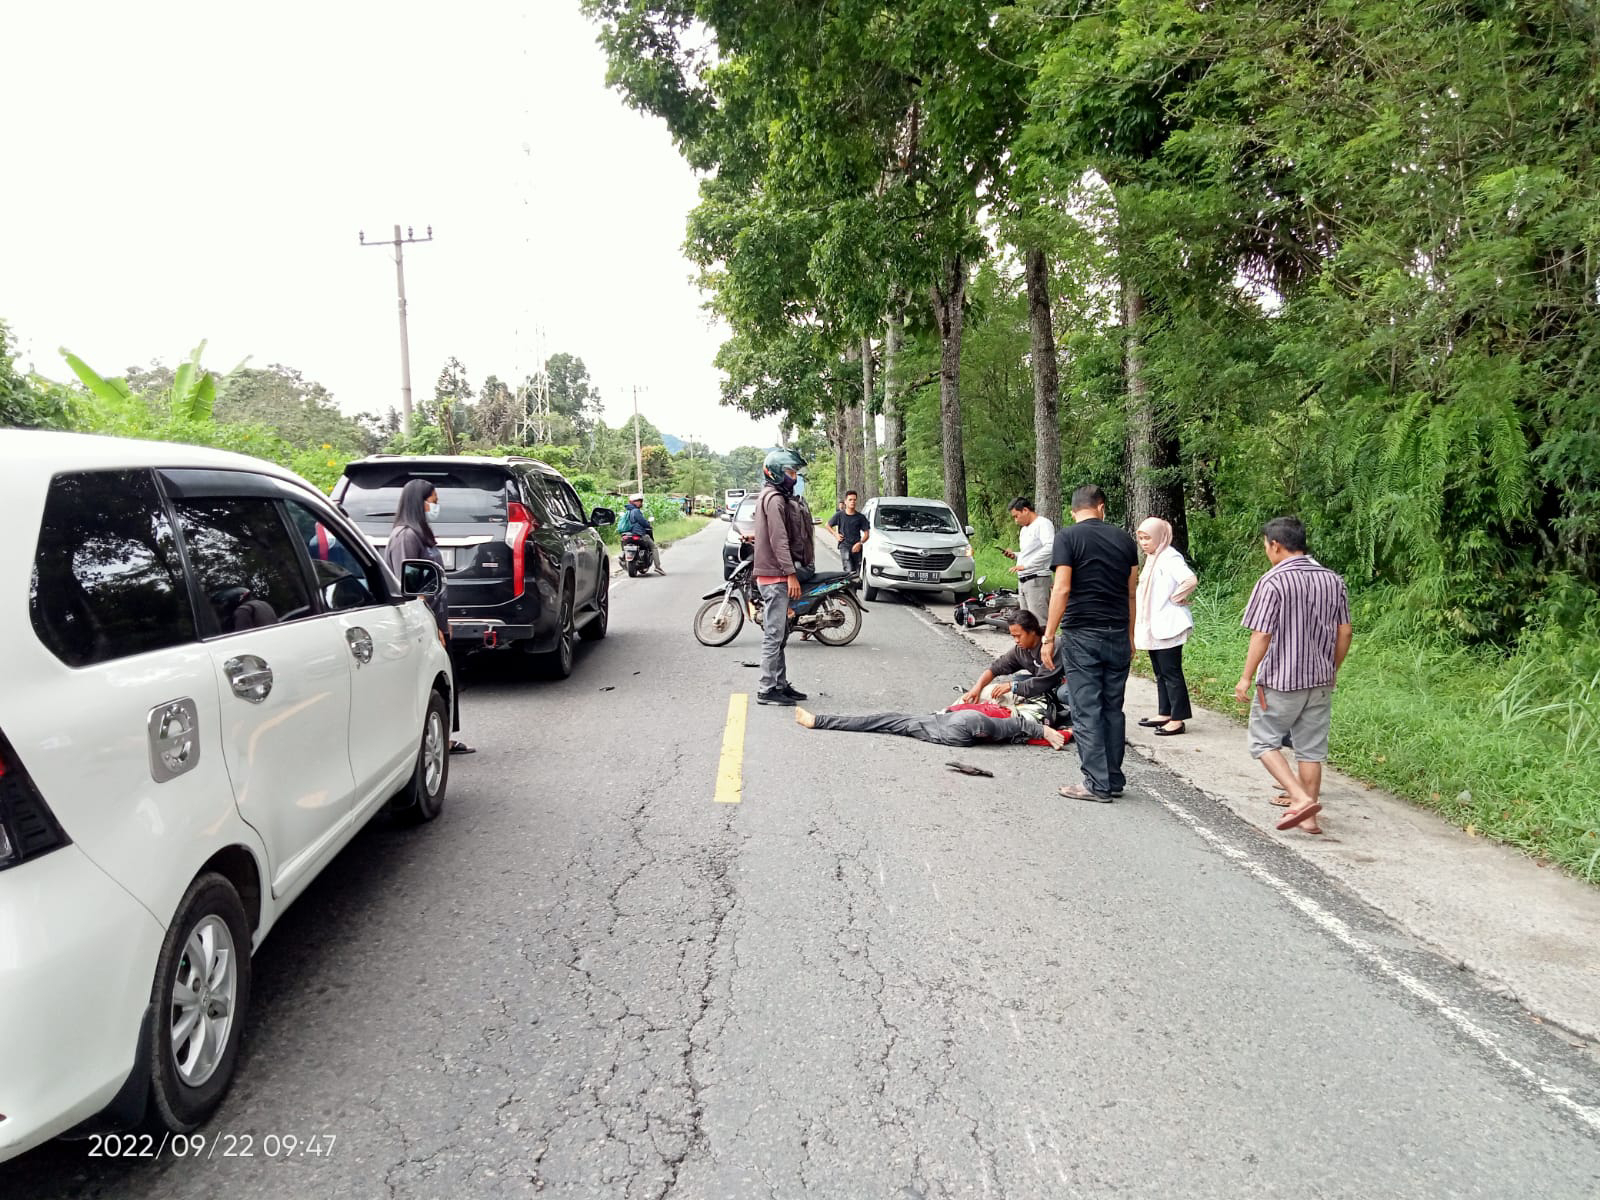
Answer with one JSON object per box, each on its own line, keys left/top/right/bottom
{"left": 714, "top": 692, "right": 749, "bottom": 804}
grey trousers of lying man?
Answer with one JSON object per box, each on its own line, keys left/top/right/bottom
{"left": 811, "top": 708, "right": 1044, "bottom": 747}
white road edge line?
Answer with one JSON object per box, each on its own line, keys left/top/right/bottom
{"left": 1145, "top": 782, "right": 1600, "bottom": 1135}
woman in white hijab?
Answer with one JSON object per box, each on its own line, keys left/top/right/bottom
{"left": 1134, "top": 517, "right": 1198, "bottom": 735}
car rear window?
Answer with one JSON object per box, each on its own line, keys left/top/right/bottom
{"left": 340, "top": 464, "right": 509, "bottom": 526}
{"left": 876, "top": 504, "right": 959, "bottom": 534}
{"left": 30, "top": 469, "right": 197, "bottom": 667}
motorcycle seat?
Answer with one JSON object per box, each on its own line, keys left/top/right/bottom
{"left": 804, "top": 571, "right": 855, "bottom": 586}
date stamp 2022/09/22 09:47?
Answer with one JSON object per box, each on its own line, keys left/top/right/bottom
{"left": 85, "top": 1131, "right": 339, "bottom": 1160}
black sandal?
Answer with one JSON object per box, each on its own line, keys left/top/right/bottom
{"left": 449, "top": 741, "right": 476, "bottom": 755}
{"left": 1137, "top": 717, "right": 1171, "bottom": 728}
{"left": 1153, "top": 722, "right": 1186, "bottom": 737}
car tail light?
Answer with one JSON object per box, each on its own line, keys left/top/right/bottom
{"left": 0, "top": 730, "right": 70, "bottom": 871}
{"left": 506, "top": 501, "right": 535, "bottom": 597}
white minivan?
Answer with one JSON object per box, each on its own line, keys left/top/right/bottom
{"left": 0, "top": 432, "right": 454, "bottom": 1161}
{"left": 858, "top": 496, "right": 977, "bottom": 602}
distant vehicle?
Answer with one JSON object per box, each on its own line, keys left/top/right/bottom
{"left": 694, "top": 494, "right": 716, "bottom": 516}
{"left": 721, "top": 493, "right": 760, "bottom": 578}
{"left": 333, "top": 455, "right": 615, "bottom": 678}
{"left": 1, "top": 431, "right": 453, "bottom": 1161}
{"left": 858, "top": 496, "right": 977, "bottom": 603}
{"left": 724, "top": 488, "right": 747, "bottom": 509}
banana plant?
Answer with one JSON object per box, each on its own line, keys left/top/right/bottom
{"left": 60, "top": 340, "right": 243, "bottom": 427}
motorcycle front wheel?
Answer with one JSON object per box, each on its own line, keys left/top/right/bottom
{"left": 693, "top": 594, "right": 746, "bottom": 646}
{"left": 811, "top": 595, "right": 863, "bottom": 647}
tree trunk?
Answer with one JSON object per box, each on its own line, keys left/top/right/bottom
{"left": 831, "top": 403, "right": 848, "bottom": 511}
{"left": 860, "top": 335, "right": 878, "bottom": 499}
{"left": 843, "top": 347, "right": 866, "bottom": 498}
{"left": 931, "top": 256, "right": 968, "bottom": 524}
{"left": 1122, "top": 276, "right": 1188, "bottom": 550}
{"left": 1025, "top": 247, "right": 1062, "bottom": 523}
{"left": 883, "top": 306, "right": 906, "bottom": 495}
{"left": 1123, "top": 278, "right": 1153, "bottom": 531}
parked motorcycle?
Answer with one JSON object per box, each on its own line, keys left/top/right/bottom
{"left": 952, "top": 576, "right": 1022, "bottom": 630}
{"left": 621, "top": 533, "right": 655, "bottom": 577}
{"left": 693, "top": 554, "right": 867, "bottom": 647}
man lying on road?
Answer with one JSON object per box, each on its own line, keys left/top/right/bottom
{"left": 794, "top": 703, "right": 1068, "bottom": 750}
{"left": 959, "top": 609, "right": 1065, "bottom": 705}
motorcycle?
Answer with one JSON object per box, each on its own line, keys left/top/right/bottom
{"left": 621, "top": 533, "right": 655, "bottom": 577}
{"left": 952, "top": 576, "right": 1022, "bottom": 630}
{"left": 693, "top": 553, "right": 868, "bottom": 647}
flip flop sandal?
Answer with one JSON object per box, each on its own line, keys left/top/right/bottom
{"left": 1269, "top": 795, "right": 1292, "bottom": 807}
{"left": 1276, "top": 802, "right": 1322, "bottom": 831}
{"left": 449, "top": 741, "right": 477, "bottom": 755}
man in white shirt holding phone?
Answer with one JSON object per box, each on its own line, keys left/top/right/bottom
{"left": 1003, "top": 496, "right": 1056, "bottom": 624}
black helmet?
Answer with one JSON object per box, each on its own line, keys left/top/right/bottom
{"left": 762, "top": 447, "right": 807, "bottom": 486}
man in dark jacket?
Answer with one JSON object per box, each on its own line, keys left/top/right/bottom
{"left": 618, "top": 494, "right": 665, "bottom": 574}
{"left": 958, "top": 610, "right": 1064, "bottom": 704}
{"left": 751, "top": 447, "right": 814, "bottom": 706}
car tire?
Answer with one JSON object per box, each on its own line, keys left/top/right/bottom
{"left": 394, "top": 689, "right": 450, "bottom": 823}
{"left": 543, "top": 585, "right": 576, "bottom": 679}
{"left": 146, "top": 872, "right": 253, "bottom": 1133}
{"left": 579, "top": 574, "right": 609, "bottom": 642}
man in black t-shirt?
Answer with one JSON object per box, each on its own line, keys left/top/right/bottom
{"left": 1041, "top": 484, "right": 1140, "bottom": 802}
{"left": 827, "top": 490, "right": 871, "bottom": 574}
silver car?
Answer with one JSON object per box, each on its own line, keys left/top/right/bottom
{"left": 858, "top": 496, "right": 977, "bottom": 602}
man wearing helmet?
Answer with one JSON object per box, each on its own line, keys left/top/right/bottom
{"left": 617, "top": 493, "right": 666, "bottom": 575}
{"left": 751, "top": 447, "right": 814, "bottom": 705}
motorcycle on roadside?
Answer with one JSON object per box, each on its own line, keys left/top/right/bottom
{"left": 953, "top": 576, "right": 1022, "bottom": 630}
{"left": 693, "top": 549, "right": 868, "bottom": 647}
{"left": 621, "top": 533, "right": 655, "bottom": 577}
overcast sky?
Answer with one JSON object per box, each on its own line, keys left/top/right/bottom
{"left": 1, "top": 1, "right": 778, "bottom": 453}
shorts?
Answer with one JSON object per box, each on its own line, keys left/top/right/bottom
{"left": 1248, "top": 685, "right": 1333, "bottom": 762}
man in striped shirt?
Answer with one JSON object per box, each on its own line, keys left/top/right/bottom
{"left": 1235, "top": 516, "right": 1353, "bottom": 835}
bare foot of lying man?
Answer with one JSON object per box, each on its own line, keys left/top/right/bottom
{"left": 794, "top": 704, "right": 1067, "bottom": 750}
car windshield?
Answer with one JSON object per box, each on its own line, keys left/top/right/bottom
{"left": 736, "top": 496, "right": 757, "bottom": 520}
{"left": 340, "top": 464, "right": 509, "bottom": 526}
{"left": 876, "top": 504, "right": 959, "bottom": 534}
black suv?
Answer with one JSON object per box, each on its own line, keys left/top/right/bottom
{"left": 333, "top": 456, "right": 615, "bottom": 677}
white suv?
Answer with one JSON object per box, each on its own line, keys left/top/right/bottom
{"left": 0, "top": 431, "right": 454, "bottom": 1161}
{"left": 858, "top": 496, "right": 977, "bottom": 602}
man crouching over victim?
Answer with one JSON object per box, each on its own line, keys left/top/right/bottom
{"left": 958, "top": 609, "right": 1064, "bottom": 705}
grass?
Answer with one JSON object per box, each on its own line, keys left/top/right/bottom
{"left": 971, "top": 530, "right": 1600, "bottom": 883}
{"left": 1156, "top": 586, "right": 1600, "bottom": 884}
{"left": 597, "top": 514, "right": 710, "bottom": 549}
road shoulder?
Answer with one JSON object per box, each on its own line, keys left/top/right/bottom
{"left": 935, "top": 606, "right": 1600, "bottom": 1045}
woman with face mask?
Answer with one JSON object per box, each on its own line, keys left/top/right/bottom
{"left": 386, "top": 478, "right": 474, "bottom": 754}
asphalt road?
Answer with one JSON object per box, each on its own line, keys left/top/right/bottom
{"left": 9, "top": 522, "right": 1600, "bottom": 1199}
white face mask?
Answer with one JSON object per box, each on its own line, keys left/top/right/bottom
{"left": 425, "top": 500, "right": 440, "bottom": 520}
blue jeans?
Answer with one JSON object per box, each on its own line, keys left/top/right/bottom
{"left": 1062, "top": 626, "right": 1131, "bottom": 794}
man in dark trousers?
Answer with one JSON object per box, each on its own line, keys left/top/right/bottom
{"left": 751, "top": 447, "right": 814, "bottom": 706}
{"left": 1041, "top": 484, "right": 1140, "bottom": 802}
{"left": 827, "top": 490, "right": 871, "bottom": 574}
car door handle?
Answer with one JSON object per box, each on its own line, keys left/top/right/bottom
{"left": 224, "top": 655, "right": 273, "bottom": 703}
{"left": 346, "top": 626, "right": 374, "bottom": 665}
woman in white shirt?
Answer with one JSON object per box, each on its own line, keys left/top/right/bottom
{"left": 1134, "top": 517, "right": 1198, "bottom": 735}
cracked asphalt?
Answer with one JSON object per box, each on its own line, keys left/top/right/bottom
{"left": 8, "top": 523, "right": 1600, "bottom": 1199}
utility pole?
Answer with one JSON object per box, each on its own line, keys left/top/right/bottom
{"left": 360, "top": 224, "right": 433, "bottom": 437}
{"left": 631, "top": 384, "right": 647, "bottom": 494}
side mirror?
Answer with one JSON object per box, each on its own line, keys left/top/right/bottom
{"left": 964, "top": 525, "right": 976, "bottom": 537}
{"left": 975, "top": 576, "right": 986, "bottom": 588}
{"left": 400, "top": 559, "right": 444, "bottom": 598}
{"left": 589, "top": 506, "right": 616, "bottom": 527}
